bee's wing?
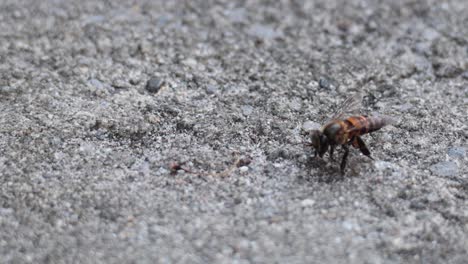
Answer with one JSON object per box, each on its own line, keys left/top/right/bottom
{"left": 328, "top": 92, "right": 364, "bottom": 122}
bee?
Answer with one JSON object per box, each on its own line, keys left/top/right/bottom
{"left": 310, "top": 93, "right": 394, "bottom": 173}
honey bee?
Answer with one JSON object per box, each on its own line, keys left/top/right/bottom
{"left": 310, "top": 93, "right": 394, "bottom": 173}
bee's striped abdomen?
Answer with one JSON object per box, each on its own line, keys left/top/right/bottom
{"left": 366, "top": 116, "right": 393, "bottom": 133}
{"left": 345, "top": 116, "right": 368, "bottom": 137}
{"left": 344, "top": 115, "right": 393, "bottom": 137}
{"left": 322, "top": 115, "right": 393, "bottom": 145}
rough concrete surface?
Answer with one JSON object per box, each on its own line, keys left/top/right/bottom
{"left": 0, "top": 0, "right": 467, "bottom": 263}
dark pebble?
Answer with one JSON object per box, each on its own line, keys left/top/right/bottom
{"left": 377, "top": 84, "right": 397, "bottom": 97}
{"left": 234, "top": 197, "right": 242, "bottom": 205}
{"left": 130, "top": 78, "right": 140, "bottom": 85}
{"left": 237, "top": 157, "right": 252, "bottom": 167}
{"left": 433, "top": 62, "right": 462, "bottom": 78}
{"left": 409, "top": 199, "right": 427, "bottom": 210}
{"left": 176, "top": 119, "right": 194, "bottom": 131}
{"left": 319, "top": 77, "right": 330, "bottom": 89}
{"left": 462, "top": 71, "right": 468, "bottom": 80}
{"left": 146, "top": 77, "right": 165, "bottom": 93}
{"left": 0, "top": 86, "right": 17, "bottom": 94}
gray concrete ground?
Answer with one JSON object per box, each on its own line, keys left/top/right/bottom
{"left": 0, "top": 0, "right": 467, "bottom": 263}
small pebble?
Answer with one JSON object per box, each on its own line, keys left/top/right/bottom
{"left": 342, "top": 220, "right": 356, "bottom": 231}
{"left": 462, "top": 71, "right": 468, "bottom": 79}
{"left": 430, "top": 161, "right": 458, "bottom": 177}
{"left": 205, "top": 84, "right": 217, "bottom": 94}
{"left": 289, "top": 99, "right": 302, "bottom": 111}
{"left": 224, "top": 8, "right": 246, "bottom": 23}
{"left": 112, "top": 79, "right": 128, "bottom": 89}
{"left": 182, "top": 58, "right": 198, "bottom": 69}
{"left": 241, "top": 105, "right": 254, "bottom": 116}
{"left": 237, "top": 157, "right": 252, "bottom": 167}
{"left": 374, "top": 161, "right": 396, "bottom": 171}
{"left": 129, "top": 79, "right": 139, "bottom": 85}
{"left": 377, "top": 84, "right": 397, "bottom": 97}
{"left": 302, "top": 121, "right": 321, "bottom": 132}
{"left": 433, "top": 61, "right": 462, "bottom": 78}
{"left": 247, "top": 24, "right": 280, "bottom": 39}
{"left": 176, "top": 118, "right": 195, "bottom": 131}
{"left": 234, "top": 197, "right": 242, "bottom": 205}
{"left": 301, "top": 199, "right": 315, "bottom": 207}
{"left": 0, "top": 86, "right": 16, "bottom": 94}
{"left": 146, "top": 77, "right": 165, "bottom": 93}
{"left": 88, "top": 79, "right": 104, "bottom": 90}
{"left": 239, "top": 166, "right": 249, "bottom": 173}
{"left": 447, "top": 147, "right": 466, "bottom": 159}
{"left": 319, "top": 77, "right": 330, "bottom": 89}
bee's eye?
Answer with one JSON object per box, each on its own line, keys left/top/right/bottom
{"left": 310, "top": 131, "right": 321, "bottom": 148}
{"left": 311, "top": 136, "right": 318, "bottom": 146}
{"left": 320, "top": 135, "right": 328, "bottom": 145}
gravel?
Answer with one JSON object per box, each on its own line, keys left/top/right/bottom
{"left": 0, "top": 0, "right": 467, "bottom": 263}
{"left": 430, "top": 161, "right": 459, "bottom": 177}
{"left": 145, "top": 77, "right": 165, "bottom": 93}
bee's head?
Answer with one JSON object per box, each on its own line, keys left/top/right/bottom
{"left": 310, "top": 130, "right": 329, "bottom": 157}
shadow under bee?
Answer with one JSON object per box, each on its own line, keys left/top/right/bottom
{"left": 299, "top": 155, "right": 345, "bottom": 183}
{"left": 298, "top": 154, "right": 369, "bottom": 183}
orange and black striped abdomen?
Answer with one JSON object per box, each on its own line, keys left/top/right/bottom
{"left": 344, "top": 116, "right": 389, "bottom": 137}
{"left": 322, "top": 115, "right": 391, "bottom": 145}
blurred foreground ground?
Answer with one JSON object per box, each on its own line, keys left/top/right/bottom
{"left": 0, "top": 0, "right": 467, "bottom": 263}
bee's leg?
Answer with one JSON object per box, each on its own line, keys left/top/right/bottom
{"left": 356, "top": 136, "right": 373, "bottom": 160}
{"left": 340, "top": 145, "right": 349, "bottom": 174}
{"left": 351, "top": 137, "right": 359, "bottom": 148}
{"left": 329, "top": 145, "right": 335, "bottom": 161}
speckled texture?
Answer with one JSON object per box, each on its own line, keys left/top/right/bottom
{"left": 0, "top": 0, "right": 467, "bottom": 263}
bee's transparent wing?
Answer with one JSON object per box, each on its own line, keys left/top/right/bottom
{"left": 329, "top": 92, "right": 364, "bottom": 122}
